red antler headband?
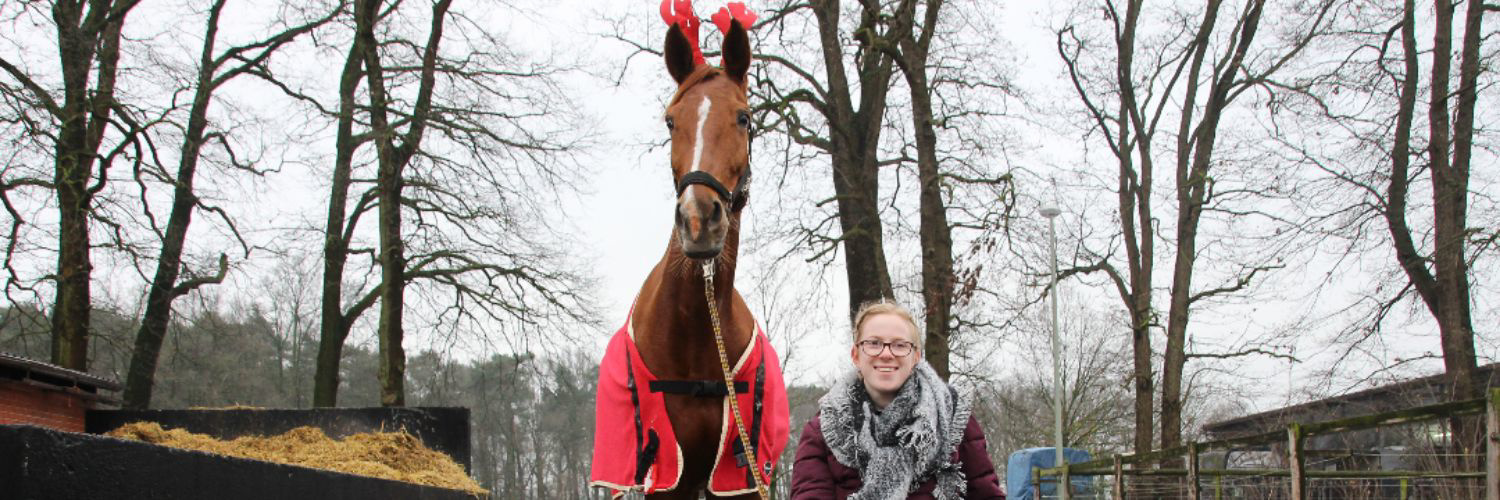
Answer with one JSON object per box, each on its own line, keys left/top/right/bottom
{"left": 660, "top": 0, "right": 705, "bottom": 66}
{"left": 661, "top": 1, "right": 758, "bottom": 67}
{"left": 711, "top": 2, "right": 758, "bottom": 36}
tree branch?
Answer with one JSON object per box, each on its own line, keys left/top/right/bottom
{"left": 168, "top": 254, "right": 228, "bottom": 298}
{"left": 1186, "top": 348, "right": 1298, "bottom": 363}
{"left": 1187, "top": 263, "right": 1280, "bottom": 305}
{"left": 0, "top": 57, "right": 62, "bottom": 117}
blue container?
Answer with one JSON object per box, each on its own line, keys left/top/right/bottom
{"left": 1005, "top": 447, "right": 1092, "bottom": 499}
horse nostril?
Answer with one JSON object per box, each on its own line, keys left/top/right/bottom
{"left": 675, "top": 204, "right": 686, "bottom": 227}
{"left": 711, "top": 200, "right": 723, "bottom": 221}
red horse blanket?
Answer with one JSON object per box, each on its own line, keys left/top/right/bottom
{"left": 589, "top": 315, "right": 790, "bottom": 496}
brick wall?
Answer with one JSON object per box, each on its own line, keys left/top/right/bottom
{"left": 0, "top": 380, "right": 87, "bottom": 432}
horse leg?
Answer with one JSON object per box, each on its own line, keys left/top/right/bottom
{"left": 707, "top": 491, "right": 763, "bottom": 499}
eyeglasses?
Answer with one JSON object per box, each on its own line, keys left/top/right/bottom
{"left": 857, "top": 339, "right": 916, "bottom": 357}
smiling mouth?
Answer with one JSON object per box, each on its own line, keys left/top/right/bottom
{"left": 874, "top": 367, "right": 897, "bottom": 373}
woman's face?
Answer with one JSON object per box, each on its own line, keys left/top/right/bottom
{"left": 850, "top": 313, "right": 920, "bottom": 406}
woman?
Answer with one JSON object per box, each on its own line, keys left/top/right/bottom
{"left": 790, "top": 301, "right": 1005, "bottom": 500}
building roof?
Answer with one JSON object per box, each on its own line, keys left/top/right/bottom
{"left": 0, "top": 351, "right": 122, "bottom": 392}
{"left": 1202, "top": 363, "right": 1500, "bottom": 439}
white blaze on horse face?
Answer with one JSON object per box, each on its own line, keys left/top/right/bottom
{"left": 690, "top": 95, "right": 712, "bottom": 173}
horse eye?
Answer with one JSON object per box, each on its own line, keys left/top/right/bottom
{"left": 736, "top": 112, "right": 750, "bottom": 129}
{"left": 665, "top": 117, "right": 675, "bottom": 131}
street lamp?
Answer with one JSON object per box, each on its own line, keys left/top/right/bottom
{"left": 1040, "top": 204, "right": 1068, "bottom": 500}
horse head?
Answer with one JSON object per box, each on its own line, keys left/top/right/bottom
{"left": 661, "top": 0, "right": 755, "bottom": 261}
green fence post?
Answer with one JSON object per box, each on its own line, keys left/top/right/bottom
{"left": 1187, "top": 442, "right": 1200, "bottom": 500}
{"left": 1033, "top": 467, "right": 1042, "bottom": 500}
{"left": 1488, "top": 388, "right": 1499, "bottom": 500}
{"left": 1113, "top": 455, "right": 1124, "bottom": 500}
{"left": 1061, "top": 463, "right": 1071, "bottom": 499}
{"left": 1289, "top": 422, "right": 1305, "bottom": 500}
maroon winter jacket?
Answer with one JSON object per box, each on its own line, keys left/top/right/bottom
{"left": 790, "top": 412, "right": 1006, "bottom": 499}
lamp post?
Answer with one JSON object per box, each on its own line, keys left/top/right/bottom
{"left": 1040, "top": 204, "right": 1068, "bottom": 500}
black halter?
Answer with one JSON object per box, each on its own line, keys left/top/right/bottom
{"left": 673, "top": 123, "right": 753, "bottom": 213}
{"left": 676, "top": 169, "right": 750, "bottom": 213}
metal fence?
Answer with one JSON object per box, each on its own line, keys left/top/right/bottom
{"left": 1032, "top": 390, "right": 1500, "bottom": 499}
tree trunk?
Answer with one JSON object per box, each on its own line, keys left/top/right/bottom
{"left": 1383, "top": 0, "right": 1481, "bottom": 454}
{"left": 911, "top": 88, "right": 953, "bottom": 380}
{"left": 52, "top": 142, "right": 92, "bottom": 371}
{"left": 1428, "top": 0, "right": 1482, "bottom": 456}
{"left": 353, "top": 0, "right": 407, "bottom": 408}
{"left": 1160, "top": 0, "right": 1266, "bottom": 454}
{"left": 120, "top": 0, "right": 329, "bottom": 408}
{"left": 312, "top": 11, "right": 369, "bottom": 408}
{"left": 813, "top": 0, "right": 896, "bottom": 320}
{"left": 831, "top": 145, "right": 894, "bottom": 318}
{"left": 1162, "top": 0, "right": 1248, "bottom": 451}
{"left": 374, "top": 152, "right": 406, "bottom": 408}
{"left": 313, "top": 0, "right": 449, "bottom": 408}
{"left": 1430, "top": 0, "right": 1480, "bottom": 407}
{"left": 359, "top": 0, "right": 450, "bottom": 407}
{"left": 122, "top": 28, "right": 216, "bottom": 409}
{"left": 48, "top": 1, "right": 134, "bottom": 370}
{"left": 890, "top": 0, "right": 954, "bottom": 380}
{"left": 1113, "top": 0, "right": 1158, "bottom": 457}
{"left": 1128, "top": 307, "right": 1153, "bottom": 455}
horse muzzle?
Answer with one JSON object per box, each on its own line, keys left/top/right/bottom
{"left": 675, "top": 189, "right": 726, "bottom": 260}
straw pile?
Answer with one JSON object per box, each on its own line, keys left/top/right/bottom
{"left": 107, "top": 422, "right": 486, "bottom": 495}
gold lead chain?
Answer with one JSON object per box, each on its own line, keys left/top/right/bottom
{"left": 702, "top": 262, "right": 770, "bottom": 499}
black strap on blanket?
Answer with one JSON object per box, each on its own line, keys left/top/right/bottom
{"left": 749, "top": 355, "right": 766, "bottom": 481}
{"left": 649, "top": 379, "right": 749, "bottom": 397}
{"left": 626, "top": 344, "right": 657, "bottom": 485}
{"left": 732, "top": 354, "right": 768, "bottom": 480}
{"left": 636, "top": 430, "right": 659, "bottom": 485}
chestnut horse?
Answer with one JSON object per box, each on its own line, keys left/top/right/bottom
{"left": 591, "top": 2, "right": 792, "bottom": 495}
{"left": 604, "top": 3, "right": 781, "bottom": 499}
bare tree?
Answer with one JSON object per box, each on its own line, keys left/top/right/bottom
{"left": 735, "top": 0, "right": 908, "bottom": 318}
{"left": 352, "top": 0, "right": 454, "bottom": 407}
{"left": 979, "top": 298, "right": 1135, "bottom": 466}
{"left": 304, "top": 0, "right": 598, "bottom": 406}
{"left": 1396, "top": 0, "right": 1486, "bottom": 413}
{"left": 860, "top": 0, "right": 961, "bottom": 380}
{"left": 311, "top": 0, "right": 377, "bottom": 408}
{"left": 1267, "top": 0, "right": 1495, "bottom": 451}
{"left": 120, "top": 0, "right": 339, "bottom": 410}
{"left": 0, "top": 0, "right": 143, "bottom": 370}
{"left": 877, "top": 0, "right": 1017, "bottom": 380}
{"left": 1367, "top": 0, "right": 1491, "bottom": 453}
{"left": 261, "top": 254, "right": 322, "bottom": 408}
{"left": 1056, "top": 0, "right": 1335, "bottom": 454}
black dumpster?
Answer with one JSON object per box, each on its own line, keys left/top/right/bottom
{"left": 86, "top": 406, "right": 470, "bottom": 472}
{"left": 0, "top": 424, "right": 484, "bottom": 500}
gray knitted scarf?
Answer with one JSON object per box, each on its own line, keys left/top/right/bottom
{"left": 818, "top": 361, "right": 973, "bottom": 500}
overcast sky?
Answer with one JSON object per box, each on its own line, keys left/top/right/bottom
{"left": 4, "top": 0, "right": 1494, "bottom": 419}
{"left": 222, "top": 0, "right": 1500, "bottom": 409}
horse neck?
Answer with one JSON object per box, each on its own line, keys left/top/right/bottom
{"left": 634, "top": 216, "right": 744, "bottom": 348}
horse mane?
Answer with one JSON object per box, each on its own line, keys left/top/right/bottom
{"left": 669, "top": 65, "right": 727, "bottom": 105}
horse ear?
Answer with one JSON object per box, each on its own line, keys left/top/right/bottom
{"left": 664, "top": 23, "right": 697, "bottom": 84}
{"left": 721, "top": 19, "right": 751, "bottom": 87}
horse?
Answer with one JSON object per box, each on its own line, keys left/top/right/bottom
{"left": 590, "top": 2, "right": 788, "bottom": 499}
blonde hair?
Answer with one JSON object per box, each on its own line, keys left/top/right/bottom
{"left": 851, "top": 300, "right": 922, "bottom": 348}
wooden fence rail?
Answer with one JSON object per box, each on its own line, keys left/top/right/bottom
{"left": 1030, "top": 388, "right": 1500, "bottom": 499}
